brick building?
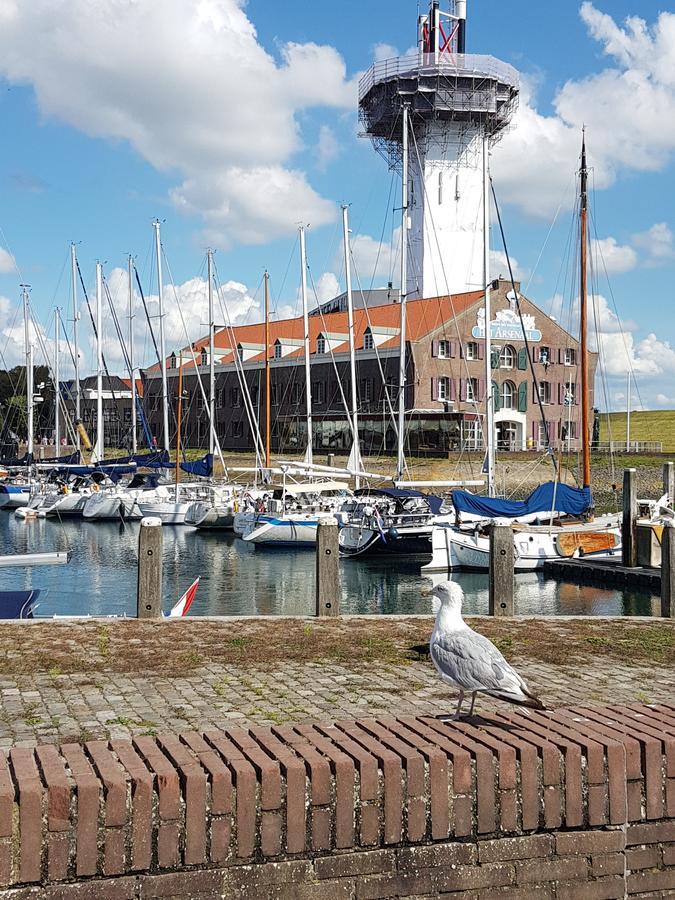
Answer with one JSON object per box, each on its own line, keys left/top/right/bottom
{"left": 141, "top": 280, "right": 596, "bottom": 456}
{"left": 60, "top": 375, "right": 142, "bottom": 450}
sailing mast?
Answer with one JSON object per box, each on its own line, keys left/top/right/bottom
{"left": 153, "top": 219, "right": 170, "bottom": 454}
{"left": 264, "top": 270, "right": 271, "bottom": 469}
{"left": 93, "top": 262, "right": 104, "bottom": 463}
{"left": 175, "top": 354, "right": 184, "bottom": 497}
{"left": 396, "top": 103, "right": 410, "bottom": 482}
{"left": 70, "top": 243, "right": 81, "bottom": 450}
{"left": 207, "top": 249, "right": 216, "bottom": 460}
{"left": 579, "top": 134, "right": 591, "bottom": 489}
{"left": 128, "top": 255, "right": 137, "bottom": 454}
{"left": 299, "top": 226, "right": 313, "bottom": 465}
{"left": 483, "top": 136, "right": 496, "bottom": 496}
{"left": 342, "top": 205, "right": 360, "bottom": 489}
{"left": 54, "top": 308, "right": 61, "bottom": 453}
{"left": 21, "top": 285, "right": 34, "bottom": 463}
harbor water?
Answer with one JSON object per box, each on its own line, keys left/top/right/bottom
{"left": 0, "top": 513, "right": 658, "bottom": 618}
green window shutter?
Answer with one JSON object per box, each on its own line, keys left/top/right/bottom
{"left": 518, "top": 381, "right": 528, "bottom": 413}
{"left": 517, "top": 347, "right": 528, "bottom": 370}
{"left": 492, "top": 380, "right": 501, "bottom": 412}
{"left": 490, "top": 350, "right": 500, "bottom": 370}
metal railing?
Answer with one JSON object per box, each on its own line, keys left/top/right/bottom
{"left": 592, "top": 441, "right": 663, "bottom": 454}
{"left": 358, "top": 53, "right": 520, "bottom": 101}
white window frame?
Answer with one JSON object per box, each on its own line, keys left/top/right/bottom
{"left": 437, "top": 339, "right": 450, "bottom": 359}
{"left": 274, "top": 343, "right": 282, "bottom": 359}
{"left": 500, "top": 345, "right": 515, "bottom": 369}
{"left": 465, "top": 342, "right": 477, "bottom": 361}
{"left": 438, "top": 377, "right": 449, "bottom": 401}
{"left": 539, "top": 381, "right": 551, "bottom": 404}
{"left": 466, "top": 378, "right": 478, "bottom": 402}
{"left": 316, "top": 335, "right": 326, "bottom": 354}
{"left": 501, "top": 381, "right": 515, "bottom": 410}
{"left": 363, "top": 331, "right": 374, "bottom": 351}
{"left": 564, "top": 348, "right": 576, "bottom": 366}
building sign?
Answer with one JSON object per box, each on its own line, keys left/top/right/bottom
{"left": 472, "top": 294, "right": 542, "bottom": 343}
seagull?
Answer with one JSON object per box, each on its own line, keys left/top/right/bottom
{"left": 430, "top": 581, "right": 545, "bottom": 719}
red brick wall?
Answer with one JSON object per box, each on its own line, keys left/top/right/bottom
{"left": 0, "top": 706, "right": 673, "bottom": 898}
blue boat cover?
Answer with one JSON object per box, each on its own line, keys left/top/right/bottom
{"left": 115, "top": 450, "right": 171, "bottom": 468}
{"left": 0, "top": 590, "right": 40, "bottom": 619}
{"left": 452, "top": 481, "right": 592, "bottom": 519}
{"left": 180, "top": 453, "right": 213, "bottom": 478}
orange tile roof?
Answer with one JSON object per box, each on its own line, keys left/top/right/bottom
{"left": 145, "top": 290, "right": 485, "bottom": 374}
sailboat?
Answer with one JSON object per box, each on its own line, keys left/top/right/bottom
{"left": 423, "top": 135, "right": 622, "bottom": 573}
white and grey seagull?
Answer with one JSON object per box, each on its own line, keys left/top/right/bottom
{"left": 430, "top": 581, "right": 545, "bottom": 719}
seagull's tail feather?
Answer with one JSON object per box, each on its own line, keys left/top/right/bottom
{"left": 491, "top": 689, "right": 546, "bottom": 711}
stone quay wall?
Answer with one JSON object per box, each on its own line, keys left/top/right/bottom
{"left": 0, "top": 704, "right": 673, "bottom": 898}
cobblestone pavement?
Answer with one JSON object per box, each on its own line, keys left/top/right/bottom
{"left": 1, "top": 655, "right": 672, "bottom": 748}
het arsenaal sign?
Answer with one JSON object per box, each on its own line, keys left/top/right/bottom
{"left": 471, "top": 294, "right": 542, "bottom": 344}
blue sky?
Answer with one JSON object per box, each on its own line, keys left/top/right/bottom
{"left": 0, "top": 0, "right": 673, "bottom": 409}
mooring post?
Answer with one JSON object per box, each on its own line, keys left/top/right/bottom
{"left": 662, "top": 521, "right": 675, "bottom": 618}
{"left": 663, "top": 462, "right": 674, "bottom": 505}
{"left": 316, "top": 518, "right": 340, "bottom": 616}
{"left": 622, "top": 467, "right": 637, "bottom": 568}
{"left": 488, "top": 523, "right": 514, "bottom": 616}
{"left": 137, "top": 517, "right": 163, "bottom": 618}
{"left": 326, "top": 452, "right": 335, "bottom": 468}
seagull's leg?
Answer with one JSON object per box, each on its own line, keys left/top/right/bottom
{"left": 452, "top": 690, "right": 465, "bottom": 720}
{"left": 468, "top": 692, "right": 477, "bottom": 717}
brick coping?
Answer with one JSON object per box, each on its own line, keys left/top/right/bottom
{"left": 0, "top": 704, "right": 672, "bottom": 890}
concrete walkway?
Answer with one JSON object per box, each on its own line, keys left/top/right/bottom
{"left": 1, "top": 633, "right": 672, "bottom": 747}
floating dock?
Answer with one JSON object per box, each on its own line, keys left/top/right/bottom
{"left": 543, "top": 556, "right": 660, "bottom": 590}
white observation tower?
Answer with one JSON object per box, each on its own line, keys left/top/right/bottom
{"left": 358, "top": 0, "right": 519, "bottom": 299}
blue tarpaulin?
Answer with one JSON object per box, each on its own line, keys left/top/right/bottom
{"left": 452, "top": 481, "right": 592, "bottom": 519}
{"left": 180, "top": 453, "right": 213, "bottom": 478}
{"left": 115, "top": 450, "right": 171, "bottom": 468}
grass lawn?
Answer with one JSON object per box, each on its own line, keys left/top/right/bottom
{"left": 600, "top": 410, "right": 675, "bottom": 452}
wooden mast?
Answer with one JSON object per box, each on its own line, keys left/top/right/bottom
{"left": 175, "top": 354, "right": 184, "bottom": 494}
{"left": 264, "top": 270, "right": 271, "bottom": 469}
{"left": 579, "top": 133, "right": 591, "bottom": 489}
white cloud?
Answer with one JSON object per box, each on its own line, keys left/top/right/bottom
{"left": 490, "top": 250, "right": 525, "bottom": 282}
{"left": 493, "top": 6, "right": 675, "bottom": 218}
{"left": 313, "top": 271, "right": 340, "bottom": 305}
{"left": 373, "top": 43, "right": 399, "bottom": 62}
{"left": 315, "top": 125, "right": 340, "bottom": 171}
{"left": 0, "top": 248, "right": 17, "bottom": 274}
{"left": 591, "top": 237, "right": 637, "bottom": 275}
{"left": 0, "top": 0, "right": 358, "bottom": 246}
{"left": 632, "top": 222, "right": 675, "bottom": 266}
{"left": 78, "top": 267, "right": 262, "bottom": 373}
{"left": 349, "top": 227, "right": 400, "bottom": 287}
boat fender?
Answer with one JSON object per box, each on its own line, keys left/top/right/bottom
{"left": 92, "top": 483, "right": 100, "bottom": 492}
{"left": 387, "top": 527, "right": 399, "bottom": 541}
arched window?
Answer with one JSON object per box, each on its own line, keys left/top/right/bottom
{"left": 316, "top": 335, "right": 326, "bottom": 354}
{"left": 500, "top": 345, "right": 515, "bottom": 369}
{"left": 501, "top": 380, "right": 515, "bottom": 409}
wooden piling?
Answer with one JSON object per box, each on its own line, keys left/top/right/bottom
{"left": 661, "top": 521, "right": 675, "bottom": 618}
{"left": 326, "top": 453, "right": 335, "bottom": 468}
{"left": 622, "top": 468, "right": 637, "bottom": 568}
{"left": 488, "top": 523, "right": 514, "bottom": 616}
{"left": 316, "top": 518, "right": 340, "bottom": 617}
{"left": 663, "top": 462, "right": 674, "bottom": 504}
{"left": 137, "top": 517, "right": 163, "bottom": 618}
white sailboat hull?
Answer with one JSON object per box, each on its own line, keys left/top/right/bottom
{"left": 82, "top": 493, "right": 142, "bottom": 521}
{"left": 0, "top": 486, "right": 31, "bottom": 509}
{"left": 242, "top": 512, "right": 336, "bottom": 546}
{"left": 184, "top": 500, "right": 235, "bottom": 530}
{"left": 136, "top": 499, "right": 192, "bottom": 525}
{"left": 422, "top": 517, "right": 622, "bottom": 572}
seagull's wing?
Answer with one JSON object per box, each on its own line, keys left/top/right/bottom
{"left": 431, "top": 626, "right": 544, "bottom": 708}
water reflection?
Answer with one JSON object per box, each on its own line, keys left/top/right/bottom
{"left": 0, "top": 514, "right": 656, "bottom": 618}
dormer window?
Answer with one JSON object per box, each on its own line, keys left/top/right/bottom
{"left": 317, "top": 335, "right": 326, "bottom": 354}
{"left": 237, "top": 346, "right": 243, "bottom": 360}
{"left": 274, "top": 343, "right": 282, "bottom": 359}
{"left": 200, "top": 348, "right": 208, "bottom": 366}
{"left": 169, "top": 352, "right": 176, "bottom": 370}
{"left": 364, "top": 331, "right": 374, "bottom": 351}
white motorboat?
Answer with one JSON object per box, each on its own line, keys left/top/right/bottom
{"left": 184, "top": 485, "right": 240, "bottom": 530}
{"left": 238, "top": 481, "right": 352, "bottom": 547}
{"left": 423, "top": 515, "right": 622, "bottom": 572}
{"left": 0, "top": 482, "right": 32, "bottom": 509}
